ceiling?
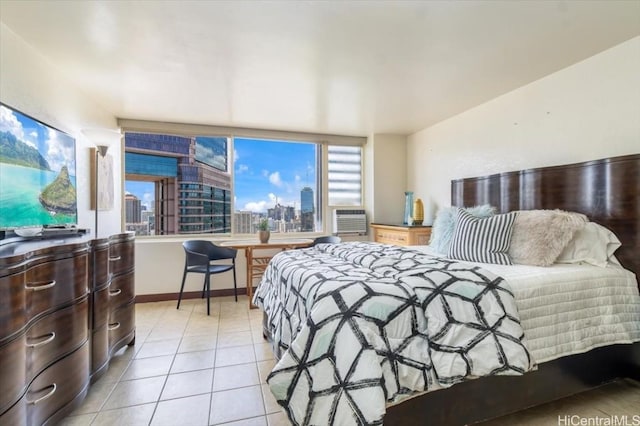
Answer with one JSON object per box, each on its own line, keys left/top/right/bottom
{"left": 1, "top": 1, "right": 639, "bottom": 137}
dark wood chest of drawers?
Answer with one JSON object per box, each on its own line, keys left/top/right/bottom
{"left": 0, "top": 232, "right": 135, "bottom": 425}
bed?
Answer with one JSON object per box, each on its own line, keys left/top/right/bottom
{"left": 255, "top": 154, "right": 640, "bottom": 425}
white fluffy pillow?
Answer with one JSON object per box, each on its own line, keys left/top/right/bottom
{"left": 556, "top": 222, "right": 621, "bottom": 267}
{"left": 508, "top": 210, "right": 588, "bottom": 267}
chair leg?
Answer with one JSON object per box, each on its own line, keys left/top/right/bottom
{"left": 201, "top": 280, "right": 206, "bottom": 299}
{"left": 205, "top": 273, "right": 211, "bottom": 316}
{"left": 177, "top": 270, "right": 188, "bottom": 309}
{"left": 232, "top": 266, "right": 238, "bottom": 302}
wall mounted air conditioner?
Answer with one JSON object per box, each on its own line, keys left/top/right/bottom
{"left": 332, "top": 209, "right": 367, "bottom": 235}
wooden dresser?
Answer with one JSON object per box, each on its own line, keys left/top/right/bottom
{"left": 89, "top": 233, "right": 136, "bottom": 382}
{"left": 0, "top": 232, "right": 135, "bottom": 425}
{"left": 370, "top": 223, "right": 432, "bottom": 246}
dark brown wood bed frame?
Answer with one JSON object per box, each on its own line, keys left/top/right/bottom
{"left": 384, "top": 153, "right": 640, "bottom": 425}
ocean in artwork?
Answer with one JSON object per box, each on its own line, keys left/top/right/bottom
{"left": 0, "top": 163, "right": 77, "bottom": 229}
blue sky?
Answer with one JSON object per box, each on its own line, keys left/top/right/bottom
{"left": 0, "top": 104, "right": 76, "bottom": 175}
{"left": 234, "top": 138, "right": 316, "bottom": 212}
{"left": 125, "top": 138, "right": 317, "bottom": 213}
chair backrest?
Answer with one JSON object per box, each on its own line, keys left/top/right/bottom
{"left": 312, "top": 236, "right": 342, "bottom": 246}
{"left": 183, "top": 240, "right": 237, "bottom": 267}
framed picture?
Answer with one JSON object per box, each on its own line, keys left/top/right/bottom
{"left": 90, "top": 147, "right": 114, "bottom": 211}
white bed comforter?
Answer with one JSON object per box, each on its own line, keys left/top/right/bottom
{"left": 254, "top": 242, "right": 534, "bottom": 425}
{"left": 414, "top": 245, "right": 640, "bottom": 363}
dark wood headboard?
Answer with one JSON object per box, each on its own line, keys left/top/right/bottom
{"left": 451, "top": 154, "right": 640, "bottom": 281}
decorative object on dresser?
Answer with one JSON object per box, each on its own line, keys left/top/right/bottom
{"left": 403, "top": 191, "right": 414, "bottom": 225}
{"left": 0, "top": 232, "right": 135, "bottom": 425}
{"left": 370, "top": 223, "right": 432, "bottom": 246}
{"left": 412, "top": 198, "right": 424, "bottom": 225}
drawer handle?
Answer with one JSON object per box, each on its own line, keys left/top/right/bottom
{"left": 109, "top": 288, "right": 122, "bottom": 296}
{"left": 27, "top": 383, "right": 57, "bottom": 405}
{"left": 108, "top": 322, "right": 121, "bottom": 331}
{"left": 109, "top": 256, "right": 122, "bottom": 262}
{"left": 26, "top": 280, "right": 56, "bottom": 291}
{"left": 26, "top": 332, "right": 56, "bottom": 348}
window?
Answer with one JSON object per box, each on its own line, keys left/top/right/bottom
{"left": 124, "top": 132, "right": 231, "bottom": 235}
{"left": 233, "top": 138, "right": 320, "bottom": 234}
{"left": 328, "top": 145, "right": 362, "bottom": 206}
{"left": 119, "top": 122, "right": 364, "bottom": 237}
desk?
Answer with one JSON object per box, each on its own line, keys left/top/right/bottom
{"left": 220, "top": 239, "right": 313, "bottom": 308}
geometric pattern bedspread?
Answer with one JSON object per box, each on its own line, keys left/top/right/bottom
{"left": 253, "top": 242, "right": 535, "bottom": 425}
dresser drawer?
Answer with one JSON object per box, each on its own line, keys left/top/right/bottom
{"left": 90, "top": 239, "right": 110, "bottom": 291}
{"left": 0, "top": 298, "right": 88, "bottom": 413}
{"left": 0, "top": 273, "right": 28, "bottom": 340}
{"left": 375, "top": 230, "right": 409, "bottom": 245}
{"left": 90, "top": 325, "right": 109, "bottom": 381}
{"left": 0, "top": 342, "right": 89, "bottom": 426}
{"left": 371, "top": 224, "right": 432, "bottom": 247}
{"left": 108, "top": 273, "right": 135, "bottom": 312}
{"left": 109, "top": 240, "right": 134, "bottom": 277}
{"left": 92, "top": 285, "right": 110, "bottom": 329}
{"left": 26, "top": 256, "right": 89, "bottom": 321}
{"left": 109, "top": 302, "right": 135, "bottom": 353}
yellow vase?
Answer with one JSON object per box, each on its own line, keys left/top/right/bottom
{"left": 412, "top": 198, "right": 424, "bottom": 225}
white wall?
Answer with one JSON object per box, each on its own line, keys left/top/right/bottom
{"left": 364, "top": 134, "right": 408, "bottom": 226}
{"left": 1, "top": 24, "right": 122, "bottom": 237}
{"left": 407, "top": 36, "right": 640, "bottom": 224}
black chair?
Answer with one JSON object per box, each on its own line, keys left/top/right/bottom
{"left": 312, "top": 236, "right": 342, "bottom": 246}
{"left": 177, "top": 240, "right": 238, "bottom": 315}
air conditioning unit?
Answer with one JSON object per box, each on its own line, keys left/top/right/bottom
{"left": 332, "top": 209, "right": 367, "bottom": 235}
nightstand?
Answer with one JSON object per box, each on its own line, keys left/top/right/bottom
{"left": 370, "top": 223, "right": 432, "bottom": 246}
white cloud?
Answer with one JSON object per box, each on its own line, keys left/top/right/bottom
{"left": 269, "top": 171, "right": 283, "bottom": 187}
{"left": 268, "top": 193, "right": 277, "bottom": 203}
{"left": 262, "top": 169, "right": 269, "bottom": 178}
{"left": 234, "top": 149, "right": 239, "bottom": 162}
{"left": 244, "top": 200, "right": 268, "bottom": 212}
{"left": 0, "top": 105, "right": 38, "bottom": 148}
{"left": 142, "top": 192, "right": 154, "bottom": 210}
{"left": 46, "top": 128, "right": 76, "bottom": 174}
{"left": 236, "top": 164, "right": 249, "bottom": 174}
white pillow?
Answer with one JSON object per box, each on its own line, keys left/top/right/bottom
{"left": 556, "top": 222, "right": 621, "bottom": 267}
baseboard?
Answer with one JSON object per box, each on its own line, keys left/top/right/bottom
{"left": 135, "top": 287, "right": 255, "bottom": 303}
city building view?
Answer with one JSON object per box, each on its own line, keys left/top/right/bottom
{"left": 124, "top": 133, "right": 321, "bottom": 236}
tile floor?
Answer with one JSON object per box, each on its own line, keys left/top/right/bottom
{"left": 60, "top": 296, "right": 640, "bottom": 426}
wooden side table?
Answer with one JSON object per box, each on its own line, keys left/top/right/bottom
{"left": 220, "top": 239, "right": 313, "bottom": 308}
{"left": 370, "top": 223, "right": 432, "bottom": 246}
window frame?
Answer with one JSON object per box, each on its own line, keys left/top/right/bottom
{"left": 118, "top": 119, "right": 365, "bottom": 238}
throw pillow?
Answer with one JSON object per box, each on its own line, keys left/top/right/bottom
{"left": 448, "top": 209, "right": 517, "bottom": 265}
{"left": 508, "top": 210, "right": 587, "bottom": 267}
{"left": 429, "top": 204, "right": 495, "bottom": 254}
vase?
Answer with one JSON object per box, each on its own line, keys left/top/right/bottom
{"left": 259, "top": 230, "right": 270, "bottom": 244}
{"left": 403, "top": 191, "right": 414, "bottom": 225}
{"left": 412, "top": 198, "right": 424, "bottom": 225}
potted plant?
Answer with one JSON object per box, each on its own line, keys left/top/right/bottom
{"left": 258, "top": 218, "right": 270, "bottom": 243}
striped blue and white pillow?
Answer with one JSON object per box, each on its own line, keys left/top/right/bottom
{"left": 448, "top": 209, "right": 517, "bottom": 265}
